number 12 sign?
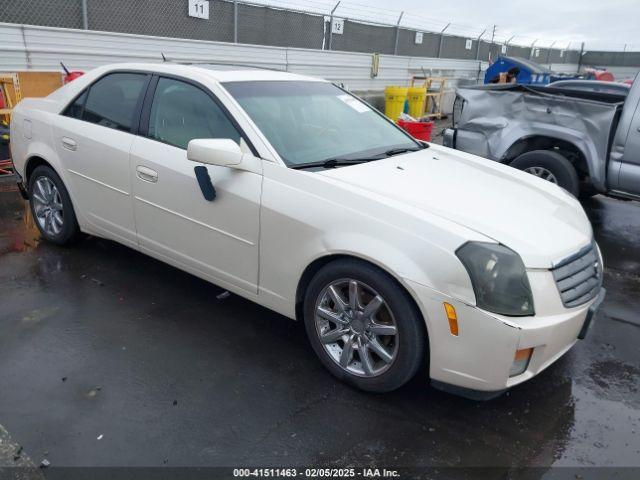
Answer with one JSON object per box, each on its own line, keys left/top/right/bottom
{"left": 188, "top": 0, "right": 210, "bottom": 20}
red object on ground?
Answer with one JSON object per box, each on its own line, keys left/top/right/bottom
{"left": 0, "top": 160, "right": 14, "bottom": 176}
{"left": 0, "top": 89, "right": 5, "bottom": 109}
{"left": 593, "top": 70, "right": 614, "bottom": 82}
{"left": 397, "top": 119, "right": 434, "bottom": 142}
{"left": 63, "top": 71, "right": 85, "bottom": 84}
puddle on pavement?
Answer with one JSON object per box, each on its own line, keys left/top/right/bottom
{"left": 0, "top": 189, "right": 41, "bottom": 255}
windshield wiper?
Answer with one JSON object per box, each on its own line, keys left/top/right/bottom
{"left": 291, "top": 158, "right": 377, "bottom": 170}
{"left": 384, "top": 145, "right": 428, "bottom": 157}
{"left": 291, "top": 145, "right": 428, "bottom": 170}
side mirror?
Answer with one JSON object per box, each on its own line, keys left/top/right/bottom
{"left": 187, "top": 139, "right": 243, "bottom": 168}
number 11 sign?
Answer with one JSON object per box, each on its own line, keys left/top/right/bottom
{"left": 188, "top": 0, "right": 210, "bottom": 20}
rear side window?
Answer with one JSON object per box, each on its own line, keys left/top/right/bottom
{"left": 63, "top": 90, "right": 88, "bottom": 119}
{"left": 147, "top": 77, "right": 241, "bottom": 149}
{"left": 81, "top": 73, "right": 147, "bottom": 133}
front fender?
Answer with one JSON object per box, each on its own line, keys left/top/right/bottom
{"left": 301, "top": 231, "right": 476, "bottom": 308}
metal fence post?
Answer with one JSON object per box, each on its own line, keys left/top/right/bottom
{"left": 546, "top": 40, "right": 556, "bottom": 66}
{"left": 577, "top": 42, "right": 585, "bottom": 73}
{"left": 233, "top": 1, "right": 238, "bottom": 43}
{"left": 81, "top": 0, "right": 89, "bottom": 30}
{"left": 437, "top": 23, "right": 450, "bottom": 58}
{"left": 563, "top": 42, "right": 570, "bottom": 64}
{"left": 529, "top": 39, "right": 537, "bottom": 60}
{"left": 328, "top": 1, "right": 341, "bottom": 51}
{"left": 393, "top": 11, "right": 404, "bottom": 55}
{"left": 475, "top": 29, "right": 486, "bottom": 61}
{"left": 488, "top": 25, "right": 496, "bottom": 61}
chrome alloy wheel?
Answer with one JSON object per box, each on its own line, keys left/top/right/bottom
{"left": 523, "top": 166, "right": 558, "bottom": 184}
{"left": 314, "top": 279, "right": 399, "bottom": 377}
{"left": 31, "top": 176, "right": 64, "bottom": 237}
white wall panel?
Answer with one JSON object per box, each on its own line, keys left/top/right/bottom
{"left": 0, "top": 22, "right": 485, "bottom": 100}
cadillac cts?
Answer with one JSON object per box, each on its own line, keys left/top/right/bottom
{"left": 10, "top": 64, "right": 605, "bottom": 398}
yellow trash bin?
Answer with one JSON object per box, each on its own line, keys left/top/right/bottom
{"left": 384, "top": 86, "right": 408, "bottom": 121}
{"left": 407, "top": 86, "right": 427, "bottom": 119}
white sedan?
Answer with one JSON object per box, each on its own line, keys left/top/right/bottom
{"left": 10, "top": 63, "right": 605, "bottom": 398}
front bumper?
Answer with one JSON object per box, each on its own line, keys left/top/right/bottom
{"left": 406, "top": 279, "right": 605, "bottom": 398}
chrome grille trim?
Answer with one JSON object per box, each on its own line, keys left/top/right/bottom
{"left": 552, "top": 242, "right": 603, "bottom": 308}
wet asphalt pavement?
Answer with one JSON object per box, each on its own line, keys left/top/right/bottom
{"left": 0, "top": 177, "right": 639, "bottom": 479}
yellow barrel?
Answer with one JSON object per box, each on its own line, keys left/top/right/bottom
{"left": 384, "top": 86, "right": 408, "bottom": 120}
{"left": 407, "top": 86, "right": 427, "bottom": 119}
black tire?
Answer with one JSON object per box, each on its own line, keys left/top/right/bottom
{"left": 303, "top": 259, "right": 426, "bottom": 393}
{"left": 510, "top": 150, "right": 580, "bottom": 197}
{"left": 28, "top": 165, "right": 80, "bottom": 245}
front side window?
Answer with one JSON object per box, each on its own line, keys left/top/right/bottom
{"left": 82, "top": 73, "right": 147, "bottom": 133}
{"left": 223, "top": 81, "right": 418, "bottom": 167}
{"left": 148, "top": 78, "right": 241, "bottom": 150}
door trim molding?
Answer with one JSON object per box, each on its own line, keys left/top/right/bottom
{"left": 68, "top": 168, "right": 130, "bottom": 196}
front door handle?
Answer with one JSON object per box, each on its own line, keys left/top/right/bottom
{"left": 61, "top": 137, "right": 77, "bottom": 151}
{"left": 136, "top": 165, "right": 158, "bottom": 183}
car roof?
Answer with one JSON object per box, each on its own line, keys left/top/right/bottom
{"left": 99, "top": 62, "right": 325, "bottom": 83}
{"left": 550, "top": 80, "right": 629, "bottom": 88}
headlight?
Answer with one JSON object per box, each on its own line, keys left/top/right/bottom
{"left": 456, "top": 242, "right": 535, "bottom": 316}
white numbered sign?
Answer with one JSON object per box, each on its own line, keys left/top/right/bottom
{"left": 465, "top": 39, "right": 473, "bottom": 50}
{"left": 332, "top": 18, "right": 344, "bottom": 35}
{"left": 415, "top": 32, "right": 423, "bottom": 44}
{"left": 188, "top": 0, "right": 209, "bottom": 20}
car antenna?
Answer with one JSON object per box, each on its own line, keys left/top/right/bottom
{"left": 161, "top": 52, "right": 168, "bottom": 62}
{"left": 60, "top": 62, "right": 71, "bottom": 75}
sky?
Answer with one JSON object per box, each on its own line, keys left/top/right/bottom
{"left": 254, "top": 0, "right": 639, "bottom": 51}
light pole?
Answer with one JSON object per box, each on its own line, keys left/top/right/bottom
{"left": 475, "top": 29, "right": 486, "bottom": 61}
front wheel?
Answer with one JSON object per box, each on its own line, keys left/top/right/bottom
{"left": 510, "top": 150, "right": 580, "bottom": 197}
{"left": 303, "top": 259, "right": 426, "bottom": 392}
{"left": 28, "top": 165, "right": 80, "bottom": 245}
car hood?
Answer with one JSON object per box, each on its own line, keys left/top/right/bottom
{"left": 318, "top": 145, "right": 593, "bottom": 269}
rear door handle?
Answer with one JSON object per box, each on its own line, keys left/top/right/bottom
{"left": 136, "top": 165, "right": 158, "bottom": 183}
{"left": 61, "top": 137, "right": 77, "bottom": 151}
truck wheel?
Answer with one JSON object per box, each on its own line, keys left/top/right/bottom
{"left": 510, "top": 150, "right": 580, "bottom": 197}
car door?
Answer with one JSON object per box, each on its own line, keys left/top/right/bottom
{"left": 618, "top": 102, "right": 640, "bottom": 196}
{"left": 53, "top": 71, "right": 150, "bottom": 247}
{"left": 130, "top": 75, "right": 262, "bottom": 294}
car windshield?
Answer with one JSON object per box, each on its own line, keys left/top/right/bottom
{"left": 223, "top": 81, "right": 419, "bottom": 167}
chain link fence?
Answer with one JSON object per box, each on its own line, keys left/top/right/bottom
{"left": 0, "top": 0, "right": 634, "bottom": 67}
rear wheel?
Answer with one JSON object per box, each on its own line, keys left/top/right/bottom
{"left": 303, "top": 259, "right": 426, "bottom": 392}
{"left": 510, "top": 150, "right": 580, "bottom": 197}
{"left": 28, "top": 165, "right": 80, "bottom": 245}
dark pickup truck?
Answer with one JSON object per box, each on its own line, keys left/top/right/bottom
{"left": 443, "top": 75, "right": 640, "bottom": 199}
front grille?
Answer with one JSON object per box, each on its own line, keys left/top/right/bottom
{"left": 552, "top": 243, "right": 603, "bottom": 308}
